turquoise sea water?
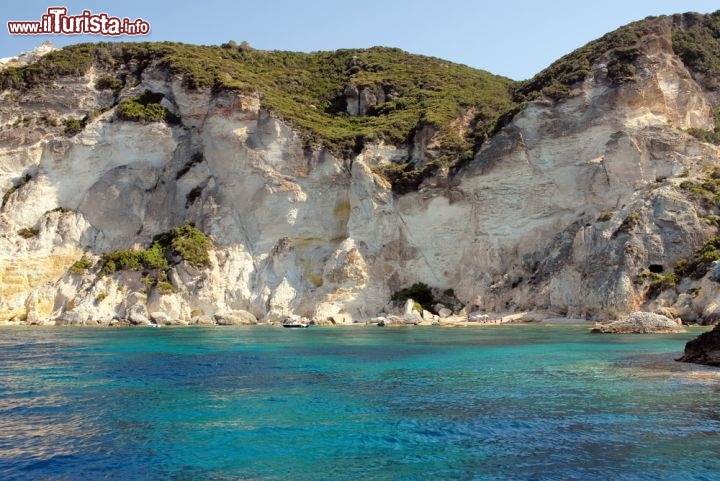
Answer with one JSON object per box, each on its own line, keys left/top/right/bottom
{"left": 0, "top": 324, "right": 719, "bottom": 481}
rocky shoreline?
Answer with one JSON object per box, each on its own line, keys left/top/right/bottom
{"left": 6, "top": 306, "right": 719, "bottom": 369}
{"left": 0, "top": 306, "right": 588, "bottom": 328}
{"left": 0, "top": 309, "right": 687, "bottom": 330}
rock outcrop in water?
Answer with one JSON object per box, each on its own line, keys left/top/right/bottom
{"left": 591, "top": 311, "right": 685, "bottom": 334}
{"left": 2, "top": 13, "right": 720, "bottom": 326}
{"left": 678, "top": 324, "right": 720, "bottom": 366}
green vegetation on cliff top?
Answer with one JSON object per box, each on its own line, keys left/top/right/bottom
{"left": 515, "top": 11, "right": 720, "bottom": 100}
{"left": 672, "top": 11, "right": 720, "bottom": 91}
{"left": 1, "top": 10, "right": 719, "bottom": 165}
{"left": 0, "top": 42, "right": 516, "bottom": 161}
{"left": 514, "top": 18, "right": 654, "bottom": 101}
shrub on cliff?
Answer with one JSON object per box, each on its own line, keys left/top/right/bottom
{"left": 101, "top": 249, "right": 148, "bottom": 274}
{"left": 95, "top": 74, "right": 123, "bottom": 92}
{"left": 672, "top": 11, "right": 720, "bottom": 91}
{"left": 116, "top": 90, "right": 179, "bottom": 124}
{"left": 678, "top": 164, "right": 720, "bottom": 207}
{"left": 17, "top": 227, "right": 38, "bottom": 239}
{"left": 675, "top": 236, "right": 720, "bottom": 279}
{"left": 100, "top": 223, "right": 211, "bottom": 275}
{"left": 63, "top": 118, "right": 84, "bottom": 136}
{"left": 2, "top": 173, "right": 32, "bottom": 208}
{"left": 687, "top": 128, "right": 720, "bottom": 145}
{"left": 99, "top": 243, "right": 168, "bottom": 275}
{"left": 155, "top": 223, "right": 212, "bottom": 268}
{"left": 69, "top": 256, "right": 94, "bottom": 275}
{"left": 644, "top": 272, "right": 679, "bottom": 298}
{"left": 372, "top": 163, "right": 437, "bottom": 195}
{"left": 171, "top": 226, "right": 210, "bottom": 267}
{"left": 685, "top": 108, "right": 720, "bottom": 146}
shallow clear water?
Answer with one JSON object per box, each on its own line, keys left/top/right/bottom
{"left": 0, "top": 325, "right": 718, "bottom": 481}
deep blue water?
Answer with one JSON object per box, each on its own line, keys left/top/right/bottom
{"left": 0, "top": 324, "right": 719, "bottom": 481}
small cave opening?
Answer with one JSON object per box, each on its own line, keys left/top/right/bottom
{"left": 648, "top": 264, "right": 664, "bottom": 274}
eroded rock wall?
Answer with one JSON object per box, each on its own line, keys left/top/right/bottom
{"left": 2, "top": 21, "right": 720, "bottom": 325}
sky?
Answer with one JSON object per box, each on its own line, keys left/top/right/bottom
{"left": 2, "top": 1, "right": 718, "bottom": 80}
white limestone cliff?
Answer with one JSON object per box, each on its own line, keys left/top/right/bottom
{"left": 2, "top": 21, "right": 720, "bottom": 326}
{"left": 0, "top": 41, "right": 57, "bottom": 70}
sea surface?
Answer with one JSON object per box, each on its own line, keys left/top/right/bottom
{"left": 0, "top": 324, "right": 719, "bottom": 481}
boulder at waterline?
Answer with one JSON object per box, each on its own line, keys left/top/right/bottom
{"left": 214, "top": 309, "right": 258, "bottom": 325}
{"left": 591, "top": 312, "right": 685, "bottom": 334}
{"left": 677, "top": 324, "right": 720, "bottom": 367}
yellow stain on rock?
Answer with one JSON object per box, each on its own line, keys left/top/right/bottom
{"left": 0, "top": 252, "right": 80, "bottom": 321}
{"left": 301, "top": 259, "right": 324, "bottom": 288}
{"left": 333, "top": 197, "right": 351, "bottom": 224}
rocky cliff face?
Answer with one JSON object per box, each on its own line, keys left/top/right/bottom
{"left": 2, "top": 14, "right": 720, "bottom": 325}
